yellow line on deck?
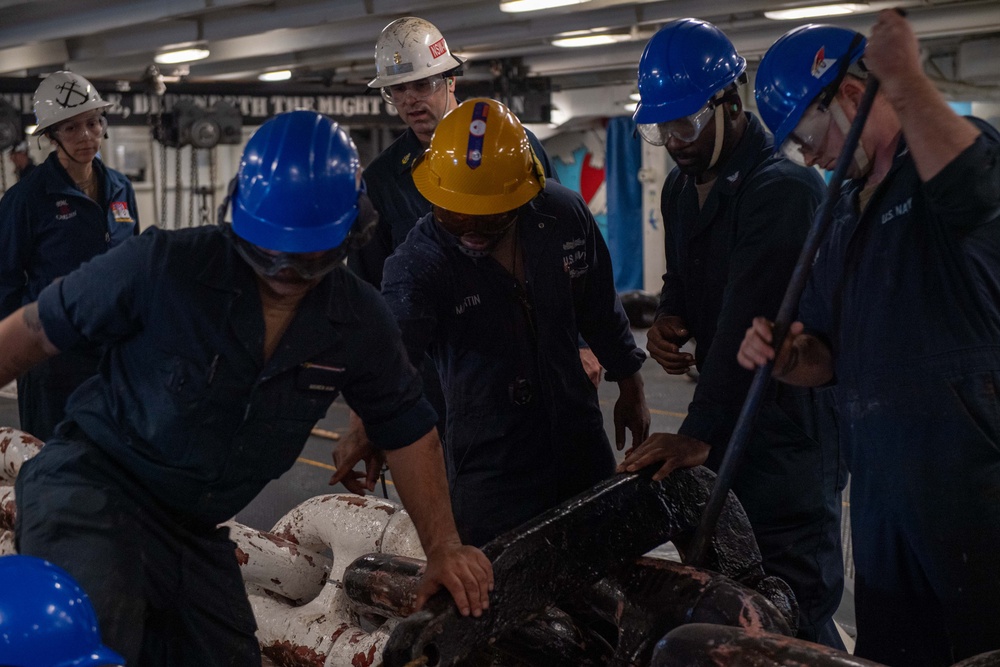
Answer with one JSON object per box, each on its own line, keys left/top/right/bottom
{"left": 650, "top": 408, "right": 687, "bottom": 418}
{"left": 296, "top": 457, "right": 337, "bottom": 472}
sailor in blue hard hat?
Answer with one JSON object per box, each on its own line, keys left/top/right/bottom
{"left": 625, "top": 18, "right": 846, "bottom": 649}
{"left": 1, "top": 109, "right": 493, "bottom": 666}
{"left": 741, "top": 11, "right": 1000, "bottom": 664}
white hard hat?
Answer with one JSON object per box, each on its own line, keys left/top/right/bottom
{"left": 32, "top": 71, "right": 112, "bottom": 136}
{"left": 368, "top": 17, "right": 464, "bottom": 88}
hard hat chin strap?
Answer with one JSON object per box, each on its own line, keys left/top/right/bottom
{"left": 51, "top": 135, "right": 93, "bottom": 167}
{"left": 829, "top": 99, "right": 870, "bottom": 176}
{"left": 707, "top": 104, "right": 726, "bottom": 170}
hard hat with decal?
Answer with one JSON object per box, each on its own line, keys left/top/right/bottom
{"left": 633, "top": 18, "right": 746, "bottom": 125}
{"left": 231, "top": 110, "right": 363, "bottom": 253}
{"left": 411, "top": 98, "right": 544, "bottom": 215}
{"left": 32, "top": 71, "right": 112, "bottom": 136}
{"left": 369, "top": 17, "right": 464, "bottom": 88}
{"left": 0, "top": 555, "right": 125, "bottom": 667}
{"left": 754, "top": 24, "right": 867, "bottom": 148}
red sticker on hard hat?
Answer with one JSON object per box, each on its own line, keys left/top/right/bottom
{"left": 466, "top": 102, "right": 489, "bottom": 169}
{"left": 811, "top": 46, "right": 832, "bottom": 78}
{"left": 429, "top": 38, "right": 447, "bottom": 59}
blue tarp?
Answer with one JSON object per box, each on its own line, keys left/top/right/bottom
{"left": 606, "top": 117, "right": 643, "bottom": 291}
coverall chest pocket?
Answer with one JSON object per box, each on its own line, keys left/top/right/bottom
{"left": 162, "top": 352, "right": 211, "bottom": 411}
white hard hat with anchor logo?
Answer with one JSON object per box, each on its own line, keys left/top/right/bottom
{"left": 32, "top": 70, "right": 112, "bottom": 136}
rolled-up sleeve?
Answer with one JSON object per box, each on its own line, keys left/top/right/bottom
{"left": 923, "top": 122, "right": 1000, "bottom": 229}
{"left": 36, "top": 232, "right": 150, "bottom": 352}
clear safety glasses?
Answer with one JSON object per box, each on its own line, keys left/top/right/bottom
{"left": 381, "top": 76, "right": 447, "bottom": 106}
{"left": 53, "top": 113, "right": 108, "bottom": 141}
{"left": 636, "top": 101, "right": 717, "bottom": 146}
{"left": 780, "top": 100, "right": 836, "bottom": 167}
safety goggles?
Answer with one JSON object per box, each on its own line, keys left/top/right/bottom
{"left": 381, "top": 75, "right": 447, "bottom": 106}
{"left": 233, "top": 238, "right": 346, "bottom": 281}
{"left": 52, "top": 112, "right": 108, "bottom": 141}
{"left": 636, "top": 100, "right": 717, "bottom": 146}
{"left": 434, "top": 207, "right": 519, "bottom": 240}
{"left": 223, "top": 186, "right": 379, "bottom": 281}
{"left": 780, "top": 100, "right": 835, "bottom": 167}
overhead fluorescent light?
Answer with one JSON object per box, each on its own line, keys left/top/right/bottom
{"left": 624, "top": 102, "right": 638, "bottom": 112}
{"left": 552, "top": 33, "right": 630, "bottom": 48}
{"left": 24, "top": 125, "right": 37, "bottom": 135}
{"left": 258, "top": 70, "right": 292, "bottom": 82}
{"left": 500, "top": 0, "right": 589, "bottom": 13}
{"left": 629, "top": 92, "right": 642, "bottom": 102}
{"left": 154, "top": 47, "right": 210, "bottom": 65}
{"left": 764, "top": 4, "right": 866, "bottom": 20}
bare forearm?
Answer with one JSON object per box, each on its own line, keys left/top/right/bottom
{"left": 0, "top": 304, "right": 60, "bottom": 386}
{"left": 773, "top": 333, "right": 833, "bottom": 387}
{"left": 617, "top": 370, "right": 645, "bottom": 400}
{"left": 385, "top": 428, "right": 462, "bottom": 556}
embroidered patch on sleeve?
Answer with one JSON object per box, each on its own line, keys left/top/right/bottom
{"left": 111, "top": 201, "right": 134, "bottom": 223}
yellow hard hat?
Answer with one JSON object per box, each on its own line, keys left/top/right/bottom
{"left": 412, "top": 98, "right": 545, "bottom": 215}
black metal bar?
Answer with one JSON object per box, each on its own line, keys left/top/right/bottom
{"left": 652, "top": 623, "right": 888, "bottom": 666}
{"left": 688, "top": 75, "right": 882, "bottom": 566}
{"left": 381, "top": 466, "right": 793, "bottom": 667}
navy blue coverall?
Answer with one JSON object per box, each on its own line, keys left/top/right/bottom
{"left": 351, "top": 124, "right": 556, "bottom": 442}
{"left": 799, "top": 118, "right": 1000, "bottom": 666}
{"left": 657, "top": 114, "right": 846, "bottom": 646}
{"left": 0, "top": 152, "right": 139, "bottom": 442}
{"left": 382, "top": 181, "right": 645, "bottom": 547}
{"left": 15, "top": 226, "right": 437, "bottom": 666}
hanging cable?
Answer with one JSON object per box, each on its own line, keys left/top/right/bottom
{"left": 148, "top": 136, "right": 159, "bottom": 227}
{"left": 209, "top": 147, "right": 218, "bottom": 220}
{"left": 189, "top": 146, "right": 198, "bottom": 227}
{"left": 174, "top": 146, "right": 183, "bottom": 229}
{"left": 159, "top": 142, "right": 168, "bottom": 228}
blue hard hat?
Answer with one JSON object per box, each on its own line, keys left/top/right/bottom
{"left": 633, "top": 18, "right": 746, "bottom": 125}
{"left": 0, "top": 555, "right": 124, "bottom": 667}
{"left": 755, "top": 24, "right": 867, "bottom": 148}
{"left": 232, "top": 110, "right": 362, "bottom": 253}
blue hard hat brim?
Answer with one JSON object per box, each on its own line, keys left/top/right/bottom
{"left": 65, "top": 646, "right": 127, "bottom": 667}
{"left": 633, "top": 92, "right": 712, "bottom": 125}
{"left": 232, "top": 200, "right": 359, "bottom": 253}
